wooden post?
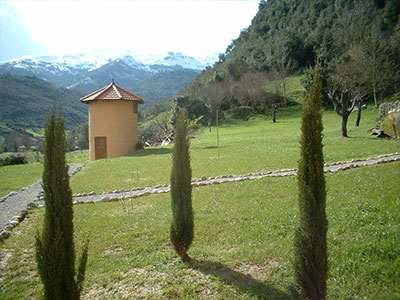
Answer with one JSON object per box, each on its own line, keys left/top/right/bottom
{"left": 216, "top": 109, "right": 220, "bottom": 157}
{"left": 272, "top": 104, "right": 277, "bottom": 123}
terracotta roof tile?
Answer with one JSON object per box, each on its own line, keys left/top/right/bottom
{"left": 80, "top": 80, "right": 144, "bottom": 103}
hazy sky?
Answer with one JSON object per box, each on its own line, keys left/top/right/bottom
{"left": 0, "top": 0, "right": 259, "bottom": 61}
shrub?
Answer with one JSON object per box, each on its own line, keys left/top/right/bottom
{"left": 138, "top": 123, "right": 165, "bottom": 145}
{"left": 170, "top": 110, "right": 193, "bottom": 261}
{"left": 294, "top": 64, "right": 328, "bottom": 300}
{"left": 0, "top": 153, "right": 27, "bottom": 167}
{"left": 230, "top": 106, "right": 253, "bottom": 120}
{"left": 35, "top": 109, "right": 88, "bottom": 300}
{"left": 135, "top": 139, "right": 145, "bottom": 150}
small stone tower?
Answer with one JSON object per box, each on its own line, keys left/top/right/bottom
{"left": 80, "top": 80, "right": 144, "bottom": 161}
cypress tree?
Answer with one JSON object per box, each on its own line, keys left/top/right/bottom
{"left": 170, "top": 109, "right": 193, "bottom": 261}
{"left": 35, "top": 109, "right": 88, "bottom": 300}
{"left": 294, "top": 65, "right": 328, "bottom": 300}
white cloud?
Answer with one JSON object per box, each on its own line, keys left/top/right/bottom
{"left": 5, "top": 0, "right": 259, "bottom": 58}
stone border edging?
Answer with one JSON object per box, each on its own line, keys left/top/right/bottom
{"left": 69, "top": 152, "right": 400, "bottom": 205}
{"left": 1, "top": 154, "right": 399, "bottom": 241}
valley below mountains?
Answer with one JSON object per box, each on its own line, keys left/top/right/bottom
{"left": 0, "top": 51, "right": 214, "bottom": 135}
{"left": 0, "top": 51, "right": 211, "bottom": 99}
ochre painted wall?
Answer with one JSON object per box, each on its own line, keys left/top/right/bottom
{"left": 88, "top": 100, "right": 138, "bottom": 161}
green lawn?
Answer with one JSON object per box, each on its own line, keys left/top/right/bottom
{"left": 70, "top": 107, "right": 399, "bottom": 194}
{"left": 1, "top": 162, "right": 399, "bottom": 299}
{"left": 0, "top": 163, "right": 43, "bottom": 197}
{"left": 0, "top": 151, "right": 89, "bottom": 198}
{"left": 1, "top": 107, "right": 398, "bottom": 197}
{"left": 264, "top": 74, "right": 305, "bottom": 102}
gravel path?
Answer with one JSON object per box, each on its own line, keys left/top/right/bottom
{"left": 0, "top": 163, "right": 85, "bottom": 231}
{"left": 1, "top": 153, "right": 399, "bottom": 236}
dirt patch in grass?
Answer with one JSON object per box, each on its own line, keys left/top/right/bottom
{"left": 102, "top": 247, "right": 124, "bottom": 256}
{"left": 83, "top": 280, "right": 163, "bottom": 299}
{"left": 0, "top": 249, "right": 13, "bottom": 285}
{"left": 83, "top": 267, "right": 166, "bottom": 300}
{"left": 235, "top": 260, "right": 280, "bottom": 281}
{"left": 0, "top": 250, "right": 13, "bottom": 267}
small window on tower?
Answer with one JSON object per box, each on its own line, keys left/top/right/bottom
{"left": 133, "top": 103, "right": 138, "bottom": 114}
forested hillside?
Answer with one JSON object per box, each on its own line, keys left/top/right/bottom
{"left": 0, "top": 74, "right": 87, "bottom": 134}
{"left": 138, "top": 0, "right": 400, "bottom": 145}
{"left": 177, "top": 0, "right": 399, "bottom": 116}
{"left": 132, "top": 68, "right": 200, "bottom": 104}
{"left": 218, "top": 0, "right": 399, "bottom": 72}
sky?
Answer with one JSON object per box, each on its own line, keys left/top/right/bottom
{"left": 0, "top": 0, "right": 259, "bottom": 62}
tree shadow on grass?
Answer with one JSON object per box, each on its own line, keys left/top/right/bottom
{"left": 197, "top": 145, "right": 226, "bottom": 150}
{"left": 128, "top": 147, "right": 172, "bottom": 157}
{"left": 188, "top": 258, "right": 295, "bottom": 300}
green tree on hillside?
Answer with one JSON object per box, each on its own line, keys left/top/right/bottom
{"left": 294, "top": 64, "right": 328, "bottom": 300}
{"left": 170, "top": 109, "right": 194, "bottom": 262}
{"left": 179, "top": 0, "right": 400, "bottom": 108}
{"left": 35, "top": 109, "right": 88, "bottom": 300}
{"left": 3, "top": 130, "right": 19, "bottom": 152}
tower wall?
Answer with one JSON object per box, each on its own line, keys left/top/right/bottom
{"left": 88, "top": 100, "right": 138, "bottom": 161}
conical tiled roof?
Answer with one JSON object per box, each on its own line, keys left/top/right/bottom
{"left": 80, "top": 79, "right": 144, "bottom": 103}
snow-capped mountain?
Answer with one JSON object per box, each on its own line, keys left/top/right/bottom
{"left": 0, "top": 51, "right": 217, "bottom": 103}
{"left": 2, "top": 50, "right": 216, "bottom": 71}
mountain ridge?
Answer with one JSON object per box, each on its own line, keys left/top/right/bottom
{"left": 0, "top": 51, "right": 209, "bottom": 104}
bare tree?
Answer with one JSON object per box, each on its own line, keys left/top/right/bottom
{"left": 335, "top": 2, "right": 396, "bottom": 108}
{"left": 200, "top": 82, "right": 230, "bottom": 156}
{"left": 268, "top": 31, "right": 298, "bottom": 107}
{"left": 242, "top": 72, "right": 271, "bottom": 111}
{"left": 327, "top": 48, "right": 367, "bottom": 137}
{"left": 154, "top": 111, "right": 172, "bottom": 136}
{"left": 360, "top": 22, "right": 396, "bottom": 107}
{"left": 276, "top": 57, "right": 297, "bottom": 107}
{"left": 200, "top": 81, "right": 230, "bottom": 122}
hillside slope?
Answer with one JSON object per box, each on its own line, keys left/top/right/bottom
{"left": 0, "top": 74, "right": 87, "bottom": 133}
{"left": 220, "top": 0, "right": 399, "bottom": 73}
{"left": 176, "top": 0, "right": 399, "bottom": 116}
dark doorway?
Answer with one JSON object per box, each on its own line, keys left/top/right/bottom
{"left": 95, "top": 136, "right": 107, "bottom": 160}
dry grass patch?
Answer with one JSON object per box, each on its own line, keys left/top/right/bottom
{"left": 235, "top": 261, "right": 280, "bottom": 281}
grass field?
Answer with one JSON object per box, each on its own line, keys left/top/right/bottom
{"left": 264, "top": 74, "right": 305, "bottom": 102}
{"left": 1, "top": 161, "right": 399, "bottom": 299}
{"left": 0, "top": 151, "right": 89, "bottom": 198}
{"left": 1, "top": 107, "right": 399, "bottom": 197}
{"left": 69, "top": 106, "right": 399, "bottom": 194}
{"left": 0, "top": 163, "right": 43, "bottom": 197}
{"left": 1, "top": 92, "right": 399, "bottom": 298}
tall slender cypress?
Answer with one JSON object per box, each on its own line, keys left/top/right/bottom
{"left": 35, "top": 109, "right": 88, "bottom": 300}
{"left": 170, "top": 109, "right": 193, "bottom": 261}
{"left": 294, "top": 65, "right": 328, "bottom": 300}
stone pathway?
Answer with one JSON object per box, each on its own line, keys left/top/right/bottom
{"left": 69, "top": 152, "right": 400, "bottom": 204}
{"left": 1, "top": 153, "right": 399, "bottom": 239}
{"left": 0, "top": 163, "right": 85, "bottom": 233}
